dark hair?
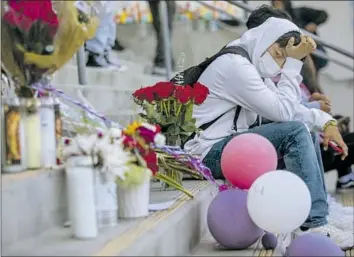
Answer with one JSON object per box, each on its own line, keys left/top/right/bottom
{"left": 246, "top": 5, "right": 292, "bottom": 29}
{"left": 275, "top": 31, "right": 302, "bottom": 48}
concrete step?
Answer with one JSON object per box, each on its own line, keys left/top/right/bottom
{"left": 52, "top": 63, "right": 165, "bottom": 87}
{"left": 52, "top": 83, "right": 141, "bottom": 127}
{"left": 2, "top": 169, "right": 215, "bottom": 256}
{"left": 189, "top": 171, "right": 354, "bottom": 257}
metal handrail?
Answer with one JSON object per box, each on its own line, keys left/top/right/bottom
{"left": 197, "top": 1, "right": 353, "bottom": 71}
{"left": 227, "top": 0, "right": 354, "bottom": 60}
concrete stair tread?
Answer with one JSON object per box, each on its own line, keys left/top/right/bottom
{"left": 190, "top": 224, "right": 286, "bottom": 257}
{"left": 3, "top": 170, "right": 215, "bottom": 256}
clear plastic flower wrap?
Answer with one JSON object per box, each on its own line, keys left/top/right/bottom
{"left": 1, "top": 0, "right": 99, "bottom": 97}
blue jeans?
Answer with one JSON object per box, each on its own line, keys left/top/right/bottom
{"left": 203, "top": 121, "right": 328, "bottom": 228}
{"left": 86, "top": 10, "right": 116, "bottom": 54}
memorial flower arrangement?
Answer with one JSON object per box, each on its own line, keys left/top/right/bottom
{"left": 132, "top": 81, "right": 209, "bottom": 187}
{"left": 62, "top": 122, "right": 193, "bottom": 197}
{"left": 1, "top": 0, "right": 98, "bottom": 97}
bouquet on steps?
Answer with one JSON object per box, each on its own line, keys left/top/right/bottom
{"left": 1, "top": 0, "right": 99, "bottom": 97}
{"left": 132, "top": 81, "right": 209, "bottom": 189}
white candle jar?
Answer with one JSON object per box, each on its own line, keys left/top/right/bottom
{"left": 66, "top": 156, "right": 98, "bottom": 239}
{"left": 117, "top": 178, "right": 150, "bottom": 219}
{"left": 94, "top": 170, "right": 118, "bottom": 228}
{"left": 40, "top": 97, "right": 57, "bottom": 168}
{"left": 21, "top": 98, "right": 41, "bottom": 170}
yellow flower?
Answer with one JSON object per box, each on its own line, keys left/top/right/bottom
{"left": 124, "top": 121, "right": 142, "bottom": 136}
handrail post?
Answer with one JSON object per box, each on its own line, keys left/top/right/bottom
{"left": 76, "top": 46, "right": 88, "bottom": 86}
{"left": 159, "top": 0, "right": 173, "bottom": 80}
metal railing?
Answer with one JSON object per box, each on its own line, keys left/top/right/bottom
{"left": 197, "top": 1, "right": 353, "bottom": 71}
{"left": 227, "top": 0, "right": 354, "bottom": 60}
{"left": 76, "top": 0, "right": 354, "bottom": 88}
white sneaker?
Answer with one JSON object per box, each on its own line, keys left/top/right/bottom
{"left": 295, "top": 224, "right": 354, "bottom": 250}
{"left": 327, "top": 213, "right": 354, "bottom": 232}
{"left": 327, "top": 194, "right": 353, "bottom": 216}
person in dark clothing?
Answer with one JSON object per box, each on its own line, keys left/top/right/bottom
{"left": 271, "top": 0, "right": 329, "bottom": 72}
{"left": 148, "top": 0, "right": 176, "bottom": 75}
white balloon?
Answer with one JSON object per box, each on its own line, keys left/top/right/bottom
{"left": 247, "top": 170, "right": 311, "bottom": 234}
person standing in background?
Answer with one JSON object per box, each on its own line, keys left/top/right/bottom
{"left": 148, "top": 0, "right": 176, "bottom": 76}
{"left": 271, "top": 0, "right": 329, "bottom": 72}
{"left": 85, "top": 1, "right": 125, "bottom": 70}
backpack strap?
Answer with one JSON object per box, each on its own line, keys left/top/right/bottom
{"left": 198, "top": 45, "right": 251, "bottom": 70}
{"left": 182, "top": 46, "right": 252, "bottom": 148}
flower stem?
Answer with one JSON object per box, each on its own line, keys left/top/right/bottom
{"left": 163, "top": 101, "right": 169, "bottom": 117}
{"left": 155, "top": 173, "right": 194, "bottom": 198}
{"left": 176, "top": 103, "right": 183, "bottom": 118}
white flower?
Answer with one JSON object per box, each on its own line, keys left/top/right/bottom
{"left": 76, "top": 134, "right": 99, "bottom": 155}
{"left": 154, "top": 133, "right": 166, "bottom": 147}
{"left": 108, "top": 127, "right": 122, "bottom": 139}
{"left": 141, "top": 122, "right": 157, "bottom": 132}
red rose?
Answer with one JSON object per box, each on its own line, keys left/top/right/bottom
{"left": 133, "top": 87, "right": 155, "bottom": 103}
{"left": 144, "top": 150, "right": 158, "bottom": 176}
{"left": 132, "top": 88, "right": 145, "bottom": 101}
{"left": 143, "top": 87, "right": 155, "bottom": 103}
{"left": 153, "top": 82, "right": 175, "bottom": 100}
{"left": 4, "top": 0, "right": 59, "bottom": 36}
{"left": 192, "top": 82, "right": 209, "bottom": 105}
{"left": 175, "top": 85, "right": 193, "bottom": 104}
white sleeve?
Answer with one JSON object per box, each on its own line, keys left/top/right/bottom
{"left": 223, "top": 56, "right": 333, "bottom": 131}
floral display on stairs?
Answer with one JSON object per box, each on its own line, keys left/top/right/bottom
{"left": 132, "top": 81, "right": 209, "bottom": 189}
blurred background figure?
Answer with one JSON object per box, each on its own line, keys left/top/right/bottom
{"left": 271, "top": 0, "right": 329, "bottom": 72}
{"left": 85, "top": 1, "right": 125, "bottom": 70}
{"left": 148, "top": 0, "right": 176, "bottom": 76}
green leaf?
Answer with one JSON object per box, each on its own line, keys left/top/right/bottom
{"left": 166, "top": 125, "right": 180, "bottom": 136}
{"left": 184, "top": 104, "right": 194, "bottom": 122}
{"left": 181, "top": 124, "right": 196, "bottom": 132}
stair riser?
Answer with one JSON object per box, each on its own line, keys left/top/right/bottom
{"left": 52, "top": 66, "right": 161, "bottom": 87}
{"left": 2, "top": 170, "right": 67, "bottom": 250}
{"left": 118, "top": 187, "right": 217, "bottom": 256}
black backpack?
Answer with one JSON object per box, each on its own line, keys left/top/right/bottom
{"left": 170, "top": 46, "right": 261, "bottom": 147}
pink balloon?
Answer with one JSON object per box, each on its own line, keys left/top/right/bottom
{"left": 221, "top": 133, "right": 277, "bottom": 189}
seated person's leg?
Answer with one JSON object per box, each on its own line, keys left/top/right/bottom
{"left": 85, "top": 14, "right": 110, "bottom": 67}
{"left": 204, "top": 121, "right": 328, "bottom": 229}
{"left": 203, "top": 121, "right": 353, "bottom": 249}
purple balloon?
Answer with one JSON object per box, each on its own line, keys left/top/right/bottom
{"left": 207, "top": 189, "right": 263, "bottom": 249}
{"left": 286, "top": 233, "right": 344, "bottom": 256}
{"left": 262, "top": 232, "right": 277, "bottom": 249}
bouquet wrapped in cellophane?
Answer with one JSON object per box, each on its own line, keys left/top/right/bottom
{"left": 1, "top": 0, "right": 99, "bottom": 97}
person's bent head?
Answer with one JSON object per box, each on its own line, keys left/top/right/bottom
{"left": 237, "top": 17, "right": 302, "bottom": 78}
{"left": 246, "top": 5, "right": 292, "bottom": 29}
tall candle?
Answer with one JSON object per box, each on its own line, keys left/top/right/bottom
{"left": 66, "top": 156, "right": 98, "bottom": 239}
{"left": 1, "top": 98, "right": 26, "bottom": 173}
{"left": 22, "top": 99, "right": 41, "bottom": 170}
{"left": 40, "top": 97, "right": 56, "bottom": 168}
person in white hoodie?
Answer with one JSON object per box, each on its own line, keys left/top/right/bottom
{"left": 184, "top": 17, "right": 352, "bottom": 249}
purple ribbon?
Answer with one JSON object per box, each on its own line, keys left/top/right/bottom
{"left": 31, "top": 83, "right": 116, "bottom": 128}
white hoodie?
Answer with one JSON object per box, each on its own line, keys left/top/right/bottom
{"left": 184, "top": 17, "right": 333, "bottom": 159}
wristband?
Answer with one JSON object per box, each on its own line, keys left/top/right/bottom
{"left": 323, "top": 120, "right": 338, "bottom": 132}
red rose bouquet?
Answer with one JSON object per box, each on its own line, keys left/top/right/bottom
{"left": 1, "top": 0, "right": 98, "bottom": 97}
{"left": 133, "top": 81, "right": 209, "bottom": 145}
{"left": 132, "top": 81, "right": 209, "bottom": 188}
